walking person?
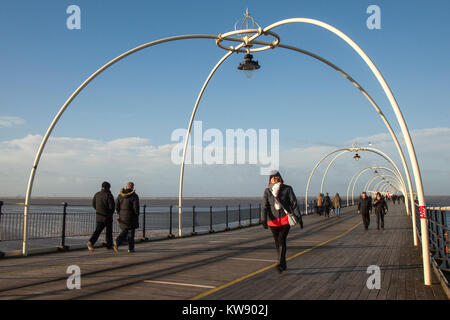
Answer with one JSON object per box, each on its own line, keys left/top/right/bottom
{"left": 113, "top": 182, "right": 140, "bottom": 253}
{"left": 332, "top": 192, "right": 342, "bottom": 218}
{"left": 358, "top": 192, "right": 372, "bottom": 230}
{"left": 323, "top": 193, "right": 332, "bottom": 218}
{"left": 373, "top": 192, "right": 388, "bottom": 230}
{"left": 261, "top": 170, "right": 303, "bottom": 273}
{"left": 317, "top": 193, "right": 324, "bottom": 216}
{"left": 87, "top": 181, "right": 115, "bottom": 251}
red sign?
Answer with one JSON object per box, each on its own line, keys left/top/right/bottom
{"left": 419, "top": 206, "right": 426, "bottom": 219}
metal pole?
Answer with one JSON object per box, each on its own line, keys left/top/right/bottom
{"left": 226, "top": 205, "right": 230, "bottom": 231}
{"left": 258, "top": 203, "right": 261, "bottom": 224}
{"left": 238, "top": 204, "right": 241, "bottom": 228}
{"left": 0, "top": 201, "right": 3, "bottom": 258}
{"left": 178, "top": 51, "right": 234, "bottom": 238}
{"left": 192, "top": 205, "right": 196, "bottom": 235}
{"left": 168, "top": 205, "right": 174, "bottom": 238}
{"left": 209, "top": 206, "right": 214, "bottom": 233}
{"left": 58, "top": 202, "right": 68, "bottom": 251}
{"left": 249, "top": 204, "right": 252, "bottom": 225}
{"left": 141, "top": 204, "right": 148, "bottom": 241}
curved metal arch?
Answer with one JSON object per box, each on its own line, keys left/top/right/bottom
{"left": 260, "top": 18, "right": 430, "bottom": 284}
{"left": 319, "top": 149, "right": 407, "bottom": 208}
{"left": 306, "top": 147, "right": 405, "bottom": 215}
{"left": 369, "top": 175, "right": 403, "bottom": 194}
{"left": 352, "top": 163, "right": 405, "bottom": 206}
{"left": 347, "top": 166, "right": 404, "bottom": 203}
{"left": 177, "top": 36, "right": 417, "bottom": 241}
{"left": 263, "top": 40, "right": 416, "bottom": 223}
{"left": 21, "top": 34, "right": 223, "bottom": 255}
{"left": 346, "top": 166, "right": 400, "bottom": 206}
{"left": 320, "top": 150, "right": 348, "bottom": 193}
{"left": 364, "top": 171, "right": 404, "bottom": 192}
{"left": 304, "top": 148, "right": 350, "bottom": 214}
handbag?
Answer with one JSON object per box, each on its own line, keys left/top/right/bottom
{"left": 287, "top": 212, "right": 299, "bottom": 226}
{"left": 274, "top": 195, "right": 300, "bottom": 227}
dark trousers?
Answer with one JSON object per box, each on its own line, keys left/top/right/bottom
{"left": 376, "top": 212, "right": 385, "bottom": 229}
{"left": 115, "top": 228, "right": 136, "bottom": 250}
{"left": 89, "top": 220, "right": 113, "bottom": 247}
{"left": 270, "top": 225, "right": 290, "bottom": 268}
{"left": 361, "top": 212, "right": 370, "bottom": 229}
{"left": 324, "top": 206, "right": 330, "bottom": 217}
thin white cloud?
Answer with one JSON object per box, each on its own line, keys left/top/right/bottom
{"left": 0, "top": 116, "right": 25, "bottom": 128}
{"left": 0, "top": 127, "right": 449, "bottom": 197}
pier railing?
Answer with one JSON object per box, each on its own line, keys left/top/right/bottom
{"left": 0, "top": 199, "right": 358, "bottom": 254}
{"left": 414, "top": 204, "right": 450, "bottom": 289}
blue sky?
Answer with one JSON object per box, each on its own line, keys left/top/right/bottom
{"left": 1, "top": 0, "right": 449, "bottom": 197}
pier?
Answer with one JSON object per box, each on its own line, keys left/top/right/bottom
{"left": 0, "top": 203, "right": 447, "bottom": 300}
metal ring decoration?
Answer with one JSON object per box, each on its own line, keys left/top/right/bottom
{"left": 216, "top": 29, "right": 280, "bottom": 53}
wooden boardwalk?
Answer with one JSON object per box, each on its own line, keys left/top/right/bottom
{"left": 0, "top": 203, "right": 447, "bottom": 300}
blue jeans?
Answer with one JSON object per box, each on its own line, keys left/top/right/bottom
{"left": 335, "top": 208, "right": 341, "bottom": 216}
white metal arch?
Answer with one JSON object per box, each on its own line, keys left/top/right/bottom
{"left": 261, "top": 17, "right": 430, "bottom": 284}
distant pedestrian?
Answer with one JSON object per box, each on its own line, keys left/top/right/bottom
{"left": 113, "top": 182, "right": 140, "bottom": 253}
{"left": 317, "top": 193, "right": 324, "bottom": 216}
{"left": 323, "top": 193, "right": 332, "bottom": 218}
{"left": 373, "top": 192, "right": 388, "bottom": 230}
{"left": 87, "top": 181, "right": 115, "bottom": 251}
{"left": 358, "top": 192, "right": 372, "bottom": 230}
{"left": 332, "top": 193, "right": 342, "bottom": 218}
{"left": 261, "top": 170, "right": 303, "bottom": 274}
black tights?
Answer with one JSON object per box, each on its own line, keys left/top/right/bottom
{"left": 270, "top": 225, "right": 290, "bottom": 268}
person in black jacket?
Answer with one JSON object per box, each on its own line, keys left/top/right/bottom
{"left": 323, "top": 193, "right": 332, "bottom": 218}
{"left": 358, "top": 192, "right": 372, "bottom": 230}
{"left": 87, "top": 181, "right": 115, "bottom": 251}
{"left": 261, "top": 170, "right": 303, "bottom": 273}
{"left": 113, "top": 182, "right": 140, "bottom": 253}
{"left": 373, "top": 192, "right": 388, "bottom": 230}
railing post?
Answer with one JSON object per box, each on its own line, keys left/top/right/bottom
{"left": 438, "top": 209, "right": 449, "bottom": 270}
{"left": 168, "top": 205, "right": 175, "bottom": 238}
{"left": 192, "top": 205, "right": 197, "bottom": 235}
{"left": 225, "top": 205, "right": 230, "bottom": 231}
{"left": 0, "top": 201, "right": 3, "bottom": 236}
{"left": 258, "top": 203, "right": 261, "bottom": 224}
{"left": 238, "top": 204, "right": 241, "bottom": 228}
{"left": 209, "top": 206, "right": 214, "bottom": 233}
{"left": 58, "top": 202, "right": 69, "bottom": 251}
{"left": 0, "top": 201, "right": 4, "bottom": 258}
{"left": 141, "top": 204, "right": 148, "bottom": 241}
{"left": 249, "top": 204, "right": 252, "bottom": 226}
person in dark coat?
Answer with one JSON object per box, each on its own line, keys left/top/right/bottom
{"left": 113, "top": 182, "right": 140, "bottom": 253}
{"left": 373, "top": 192, "right": 388, "bottom": 230}
{"left": 323, "top": 193, "right": 332, "bottom": 218}
{"left": 87, "top": 181, "right": 115, "bottom": 251}
{"left": 358, "top": 192, "right": 372, "bottom": 230}
{"left": 261, "top": 170, "right": 303, "bottom": 273}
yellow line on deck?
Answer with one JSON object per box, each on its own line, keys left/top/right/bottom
{"left": 190, "top": 221, "right": 362, "bottom": 300}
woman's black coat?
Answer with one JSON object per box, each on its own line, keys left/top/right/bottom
{"left": 116, "top": 188, "right": 140, "bottom": 230}
{"left": 261, "top": 184, "right": 302, "bottom": 226}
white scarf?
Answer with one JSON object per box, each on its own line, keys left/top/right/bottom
{"left": 270, "top": 182, "right": 282, "bottom": 211}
